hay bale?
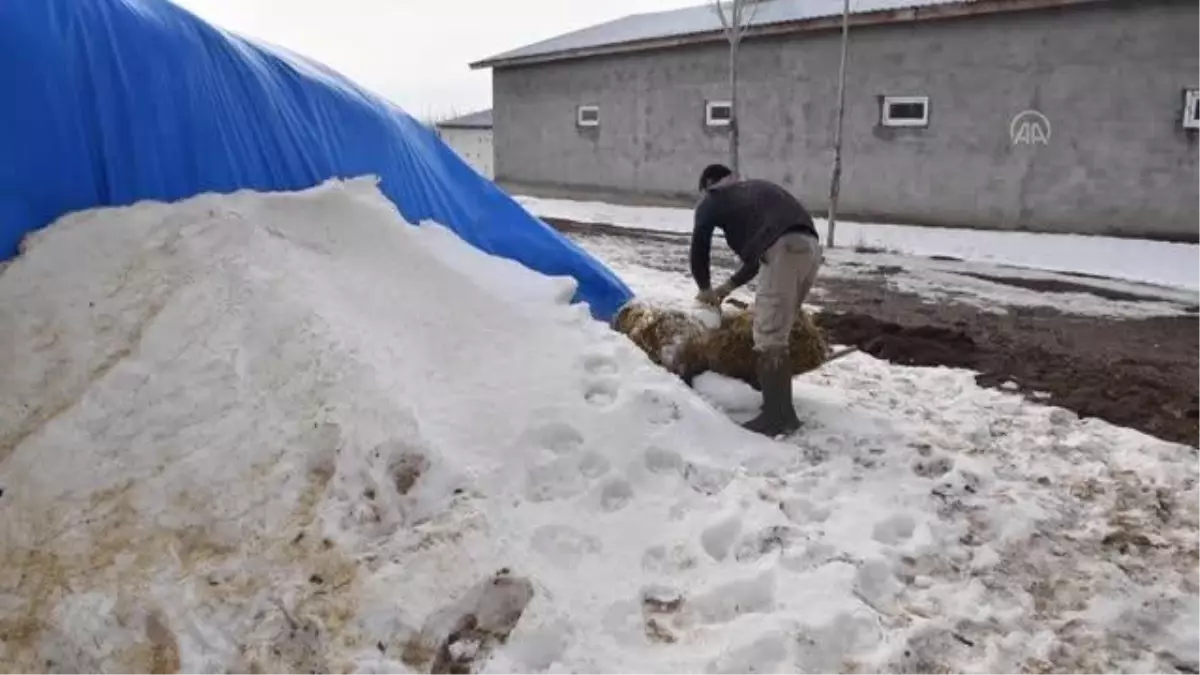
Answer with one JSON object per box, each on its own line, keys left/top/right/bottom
{"left": 704, "top": 309, "right": 827, "bottom": 388}
{"left": 612, "top": 301, "right": 713, "bottom": 383}
{"left": 612, "top": 300, "right": 829, "bottom": 390}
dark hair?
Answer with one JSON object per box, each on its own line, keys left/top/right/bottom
{"left": 698, "top": 163, "right": 733, "bottom": 192}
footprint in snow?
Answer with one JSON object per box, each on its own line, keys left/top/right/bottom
{"left": 780, "top": 497, "right": 832, "bottom": 525}
{"left": 519, "top": 422, "right": 612, "bottom": 502}
{"left": 932, "top": 469, "right": 984, "bottom": 500}
{"left": 519, "top": 420, "right": 584, "bottom": 457}
{"left": 644, "top": 446, "right": 683, "bottom": 475}
{"left": 913, "top": 455, "right": 954, "bottom": 479}
{"left": 794, "top": 608, "right": 884, "bottom": 673}
{"left": 583, "top": 378, "right": 620, "bottom": 408}
{"left": 631, "top": 387, "right": 683, "bottom": 426}
{"left": 683, "top": 462, "right": 734, "bottom": 496}
{"left": 872, "top": 513, "right": 917, "bottom": 545}
{"left": 641, "top": 543, "right": 699, "bottom": 574}
{"left": 688, "top": 571, "right": 776, "bottom": 625}
{"left": 601, "top": 599, "right": 647, "bottom": 647}
{"left": 708, "top": 633, "right": 789, "bottom": 674}
{"left": 640, "top": 585, "right": 685, "bottom": 644}
{"left": 854, "top": 557, "right": 903, "bottom": 613}
{"left": 701, "top": 515, "right": 743, "bottom": 562}
{"left": 781, "top": 542, "right": 853, "bottom": 573}
{"left": 525, "top": 459, "right": 591, "bottom": 502}
{"left": 580, "top": 353, "right": 686, "bottom": 429}
{"left": 641, "top": 446, "right": 734, "bottom": 496}
{"left": 578, "top": 451, "right": 612, "bottom": 479}
{"left": 525, "top": 451, "right": 614, "bottom": 502}
{"left": 578, "top": 353, "right": 623, "bottom": 408}
{"left": 733, "top": 525, "right": 805, "bottom": 562}
{"left": 594, "top": 477, "right": 634, "bottom": 512}
{"left": 530, "top": 524, "right": 603, "bottom": 568}
{"left": 402, "top": 570, "right": 534, "bottom": 674}
{"left": 581, "top": 353, "right": 620, "bottom": 377}
{"left": 886, "top": 625, "right": 978, "bottom": 674}
{"left": 253, "top": 606, "right": 330, "bottom": 673}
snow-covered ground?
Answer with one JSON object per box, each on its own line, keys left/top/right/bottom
{"left": 822, "top": 252, "right": 1196, "bottom": 319}
{"left": 1, "top": 179, "right": 1196, "bottom": 673}
{"left": 574, "top": 232, "right": 1199, "bottom": 319}
{"left": 517, "top": 195, "right": 1200, "bottom": 293}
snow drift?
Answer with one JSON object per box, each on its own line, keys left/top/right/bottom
{"left": 0, "top": 179, "right": 1195, "bottom": 673}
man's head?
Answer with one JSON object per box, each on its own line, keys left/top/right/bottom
{"left": 698, "top": 163, "right": 734, "bottom": 193}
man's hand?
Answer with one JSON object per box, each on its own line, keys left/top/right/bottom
{"left": 696, "top": 288, "right": 722, "bottom": 307}
{"left": 696, "top": 281, "right": 734, "bottom": 307}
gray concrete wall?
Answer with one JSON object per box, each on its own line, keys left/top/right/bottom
{"left": 492, "top": 0, "right": 1199, "bottom": 241}
{"left": 439, "top": 127, "right": 494, "bottom": 178}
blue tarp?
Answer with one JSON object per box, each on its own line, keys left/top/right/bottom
{"left": 0, "top": 0, "right": 633, "bottom": 320}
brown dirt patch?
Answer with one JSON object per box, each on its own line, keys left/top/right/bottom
{"left": 816, "top": 276, "right": 1198, "bottom": 446}
{"left": 814, "top": 314, "right": 979, "bottom": 369}
{"left": 1057, "top": 268, "right": 1129, "bottom": 282}
{"left": 144, "top": 611, "right": 181, "bottom": 674}
{"left": 540, "top": 217, "right": 682, "bottom": 244}
{"left": 959, "top": 272, "right": 1180, "bottom": 304}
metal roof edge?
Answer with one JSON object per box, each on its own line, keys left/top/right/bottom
{"left": 435, "top": 109, "right": 493, "bottom": 129}
{"left": 437, "top": 121, "right": 493, "bottom": 129}
{"left": 470, "top": 0, "right": 1110, "bottom": 70}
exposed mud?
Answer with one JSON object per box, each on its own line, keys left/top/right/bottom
{"left": 816, "top": 279, "right": 1198, "bottom": 447}
{"left": 958, "top": 271, "right": 1186, "bottom": 304}
{"left": 813, "top": 314, "right": 979, "bottom": 369}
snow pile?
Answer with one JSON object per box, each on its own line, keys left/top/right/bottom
{"left": 0, "top": 177, "right": 782, "bottom": 672}
{"left": 517, "top": 195, "right": 1200, "bottom": 292}
{"left": 1, "top": 178, "right": 1195, "bottom": 673}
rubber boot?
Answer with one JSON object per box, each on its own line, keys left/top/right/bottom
{"left": 742, "top": 347, "right": 802, "bottom": 437}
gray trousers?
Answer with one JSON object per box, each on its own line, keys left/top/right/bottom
{"left": 753, "top": 232, "right": 823, "bottom": 350}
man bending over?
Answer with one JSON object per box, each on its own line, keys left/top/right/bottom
{"left": 690, "top": 163, "right": 824, "bottom": 437}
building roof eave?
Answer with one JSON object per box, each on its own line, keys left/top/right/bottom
{"left": 469, "top": 0, "right": 1109, "bottom": 70}
{"left": 469, "top": 30, "right": 725, "bottom": 70}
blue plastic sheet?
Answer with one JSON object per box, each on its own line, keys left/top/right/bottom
{"left": 0, "top": 0, "right": 633, "bottom": 320}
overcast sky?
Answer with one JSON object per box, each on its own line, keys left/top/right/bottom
{"left": 172, "top": 0, "right": 700, "bottom": 121}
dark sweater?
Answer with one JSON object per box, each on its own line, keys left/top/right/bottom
{"left": 689, "top": 179, "right": 818, "bottom": 290}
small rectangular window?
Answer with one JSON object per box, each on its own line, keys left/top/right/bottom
{"left": 706, "top": 100, "right": 732, "bottom": 127}
{"left": 881, "top": 95, "right": 930, "bottom": 128}
{"left": 577, "top": 105, "right": 599, "bottom": 127}
{"left": 1183, "top": 89, "right": 1200, "bottom": 130}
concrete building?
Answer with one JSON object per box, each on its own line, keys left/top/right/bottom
{"left": 472, "top": 0, "right": 1199, "bottom": 241}
{"left": 436, "top": 109, "right": 494, "bottom": 179}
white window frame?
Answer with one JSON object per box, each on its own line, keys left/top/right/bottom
{"left": 576, "top": 105, "right": 599, "bottom": 127}
{"left": 881, "top": 95, "right": 930, "bottom": 128}
{"left": 705, "top": 100, "right": 733, "bottom": 127}
{"left": 1183, "top": 89, "right": 1200, "bottom": 130}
